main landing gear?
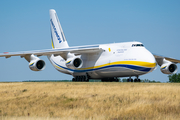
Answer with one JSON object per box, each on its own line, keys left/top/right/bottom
{"left": 72, "top": 73, "right": 90, "bottom": 82}
{"left": 101, "top": 77, "right": 119, "bottom": 82}
{"left": 127, "top": 76, "right": 141, "bottom": 82}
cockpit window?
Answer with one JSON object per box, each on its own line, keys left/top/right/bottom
{"left": 132, "top": 44, "right": 144, "bottom": 47}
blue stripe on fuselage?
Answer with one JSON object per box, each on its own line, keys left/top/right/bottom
{"left": 52, "top": 60, "right": 152, "bottom": 73}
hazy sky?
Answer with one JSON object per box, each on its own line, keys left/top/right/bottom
{"left": 0, "top": 0, "right": 180, "bottom": 82}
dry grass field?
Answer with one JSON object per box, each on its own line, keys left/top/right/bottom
{"left": 0, "top": 82, "right": 180, "bottom": 120}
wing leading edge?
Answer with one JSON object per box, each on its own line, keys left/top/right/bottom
{"left": 0, "top": 45, "right": 102, "bottom": 59}
{"left": 153, "top": 54, "right": 180, "bottom": 66}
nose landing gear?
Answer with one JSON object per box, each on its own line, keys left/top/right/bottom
{"left": 134, "top": 78, "right": 141, "bottom": 82}
{"left": 127, "top": 76, "right": 141, "bottom": 82}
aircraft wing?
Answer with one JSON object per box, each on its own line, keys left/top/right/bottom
{"left": 153, "top": 54, "right": 180, "bottom": 66}
{"left": 0, "top": 45, "right": 102, "bottom": 59}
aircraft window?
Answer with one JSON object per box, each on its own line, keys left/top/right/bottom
{"left": 132, "top": 44, "right": 144, "bottom": 47}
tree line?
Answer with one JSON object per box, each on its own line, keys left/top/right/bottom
{"left": 168, "top": 73, "right": 180, "bottom": 83}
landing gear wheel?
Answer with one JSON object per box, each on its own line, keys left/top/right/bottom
{"left": 85, "top": 79, "right": 89, "bottom": 82}
{"left": 72, "top": 78, "right": 75, "bottom": 82}
{"left": 115, "top": 77, "right": 119, "bottom": 82}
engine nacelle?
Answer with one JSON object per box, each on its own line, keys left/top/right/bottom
{"left": 29, "top": 59, "right": 46, "bottom": 71}
{"left": 66, "top": 57, "right": 83, "bottom": 69}
{"left": 160, "top": 62, "right": 177, "bottom": 74}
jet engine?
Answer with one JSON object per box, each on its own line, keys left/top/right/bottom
{"left": 29, "top": 59, "right": 45, "bottom": 71}
{"left": 160, "top": 62, "right": 177, "bottom": 74}
{"left": 27, "top": 55, "right": 46, "bottom": 71}
{"left": 66, "top": 57, "right": 83, "bottom": 69}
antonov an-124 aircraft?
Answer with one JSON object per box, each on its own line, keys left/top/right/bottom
{"left": 1, "top": 9, "right": 180, "bottom": 82}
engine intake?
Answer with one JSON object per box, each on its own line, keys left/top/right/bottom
{"left": 66, "top": 57, "right": 83, "bottom": 69}
{"left": 29, "top": 59, "right": 46, "bottom": 71}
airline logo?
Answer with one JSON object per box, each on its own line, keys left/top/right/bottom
{"left": 50, "top": 19, "right": 62, "bottom": 43}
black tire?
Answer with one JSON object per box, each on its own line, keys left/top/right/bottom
{"left": 76, "top": 76, "right": 79, "bottom": 82}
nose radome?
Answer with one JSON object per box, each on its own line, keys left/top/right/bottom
{"left": 131, "top": 47, "right": 156, "bottom": 66}
{"left": 144, "top": 49, "right": 156, "bottom": 64}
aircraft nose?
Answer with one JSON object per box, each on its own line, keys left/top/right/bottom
{"left": 130, "top": 47, "right": 156, "bottom": 69}
{"left": 144, "top": 50, "right": 156, "bottom": 63}
{"left": 141, "top": 48, "right": 157, "bottom": 70}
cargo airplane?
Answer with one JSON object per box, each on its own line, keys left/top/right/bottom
{"left": 0, "top": 9, "right": 180, "bottom": 82}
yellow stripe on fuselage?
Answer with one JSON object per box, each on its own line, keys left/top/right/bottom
{"left": 52, "top": 60, "right": 156, "bottom": 72}
{"left": 54, "top": 64, "right": 64, "bottom": 70}
{"left": 110, "top": 61, "right": 156, "bottom": 68}
{"left": 78, "top": 61, "right": 156, "bottom": 70}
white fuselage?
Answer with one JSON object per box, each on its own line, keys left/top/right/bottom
{"left": 48, "top": 41, "right": 156, "bottom": 79}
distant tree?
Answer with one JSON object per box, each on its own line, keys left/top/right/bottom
{"left": 168, "top": 73, "right": 180, "bottom": 83}
{"left": 143, "top": 79, "right": 150, "bottom": 83}
{"left": 141, "top": 79, "right": 161, "bottom": 83}
{"left": 122, "top": 79, "right": 127, "bottom": 82}
{"left": 149, "top": 80, "right": 156, "bottom": 83}
{"left": 156, "top": 81, "right": 161, "bottom": 83}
